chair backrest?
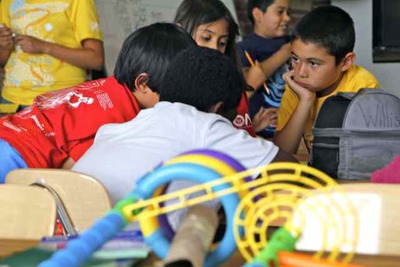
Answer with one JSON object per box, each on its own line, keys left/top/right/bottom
{"left": 6, "top": 169, "right": 112, "bottom": 233}
{"left": 0, "top": 184, "right": 56, "bottom": 239}
{"left": 294, "top": 183, "right": 400, "bottom": 256}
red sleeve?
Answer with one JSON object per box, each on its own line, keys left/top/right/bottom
{"left": 234, "top": 92, "right": 257, "bottom": 137}
{"left": 68, "top": 138, "right": 94, "bottom": 161}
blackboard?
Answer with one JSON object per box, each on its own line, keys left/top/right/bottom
{"left": 95, "top": 0, "right": 237, "bottom": 75}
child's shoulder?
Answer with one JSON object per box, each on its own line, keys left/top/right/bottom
{"left": 346, "top": 65, "right": 379, "bottom": 84}
{"left": 239, "top": 34, "right": 288, "bottom": 53}
{"left": 338, "top": 65, "right": 380, "bottom": 93}
{"left": 241, "top": 33, "right": 287, "bottom": 45}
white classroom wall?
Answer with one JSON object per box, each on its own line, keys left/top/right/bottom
{"left": 95, "top": 0, "right": 237, "bottom": 75}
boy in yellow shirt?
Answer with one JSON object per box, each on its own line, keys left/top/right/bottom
{"left": 273, "top": 5, "right": 380, "bottom": 154}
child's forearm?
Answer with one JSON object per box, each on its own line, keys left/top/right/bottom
{"left": 271, "top": 148, "right": 299, "bottom": 163}
{"left": 273, "top": 98, "right": 314, "bottom": 154}
{"left": 242, "top": 65, "right": 265, "bottom": 96}
{"left": 44, "top": 39, "right": 104, "bottom": 71}
{"left": 259, "top": 43, "right": 291, "bottom": 80}
{"left": 61, "top": 157, "right": 76, "bottom": 169}
{"left": 243, "top": 43, "right": 291, "bottom": 91}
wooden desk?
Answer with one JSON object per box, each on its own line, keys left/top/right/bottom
{"left": 3, "top": 239, "right": 400, "bottom": 267}
{"left": 2, "top": 234, "right": 400, "bottom": 267}
{"left": 138, "top": 251, "right": 400, "bottom": 267}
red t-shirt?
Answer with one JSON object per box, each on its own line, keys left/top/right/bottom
{"left": 0, "top": 76, "right": 140, "bottom": 168}
{"left": 233, "top": 92, "right": 256, "bottom": 137}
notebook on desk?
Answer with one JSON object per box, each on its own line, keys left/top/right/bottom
{"left": 0, "top": 230, "right": 149, "bottom": 267}
{"left": 0, "top": 248, "right": 135, "bottom": 267}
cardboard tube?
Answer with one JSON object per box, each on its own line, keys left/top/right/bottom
{"left": 163, "top": 205, "right": 219, "bottom": 267}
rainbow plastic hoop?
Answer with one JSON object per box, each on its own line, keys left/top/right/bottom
{"left": 157, "top": 150, "right": 248, "bottom": 240}
{"left": 135, "top": 162, "right": 241, "bottom": 267}
{"left": 180, "top": 149, "right": 247, "bottom": 177}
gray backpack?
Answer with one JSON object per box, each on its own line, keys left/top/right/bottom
{"left": 310, "top": 89, "right": 400, "bottom": 180}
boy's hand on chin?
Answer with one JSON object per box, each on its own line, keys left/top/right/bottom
{"left": 283, "top": 70, "right": 315, "bottom": 102}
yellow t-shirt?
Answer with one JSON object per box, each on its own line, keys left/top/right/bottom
{"left": 276, "top": 65, "right": 380, "bottom": 150}
{"left": 0, "top": 0, "right": 103, "bottom": 105}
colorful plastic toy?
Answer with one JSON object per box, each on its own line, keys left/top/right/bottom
{"left": 158, "top": 150, "right": 248, "bottom": 240}
{"left": 39, "top": 150, "right": 359, "bottom": 267}
{"left": 235, "top": 163, "right": 359, "bottom": 267}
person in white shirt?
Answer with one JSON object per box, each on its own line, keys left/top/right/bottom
{"left": 73, "top": 46, "right": 297, "bottom": 227}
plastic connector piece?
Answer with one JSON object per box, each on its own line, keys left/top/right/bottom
{"left": 251, "top": 227, "right": 297, "bottom": 267}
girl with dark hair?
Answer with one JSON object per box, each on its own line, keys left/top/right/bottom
{"left": 174, "top": 0, "right": 275, "bottom": 135}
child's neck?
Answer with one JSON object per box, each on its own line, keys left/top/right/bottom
{"left": 253, "top": 27, "right": 274, "bottom": 39}
{"left": 316, "top": 74, "right": 344, "bottom": 98}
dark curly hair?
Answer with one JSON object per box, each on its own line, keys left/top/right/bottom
{"left": 160, "top": 46, "right": 246, "bottom": 114}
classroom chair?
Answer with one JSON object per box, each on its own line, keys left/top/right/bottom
{"left": 0, "top": 184, "right": 57, "bottom": 240}
{"left": 294, "top": 183, "right": 400, "bottom": 256}
{"left": 5, "top": 169, "right": 112, "bottom": 233}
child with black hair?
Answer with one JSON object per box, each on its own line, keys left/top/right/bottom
{"left": 0, "top": 23, "right": 196, "bottom": 182}
{"left": 273, "top": 5, "right": 380, "bottom": 154}
{"left": 238, "top": 0, "right": 291, "bottom": 139}
{"left": 73, "top": 46, "right": 297, "bottom": 205}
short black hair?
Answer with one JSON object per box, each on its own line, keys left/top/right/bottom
{"left": 114, "top": 23, "right": 196, "bottom": 93}
{"left": 247, "top": 0, "right": 274, "bottom": 25}
{"left": 160, "top": 46, "right": 245, "bottom": 113}
{"left": 293, "top": 5, "right": 355, "bottom": 64}
{"left": 174, "top": 0, "right": 240, "bottom": 68}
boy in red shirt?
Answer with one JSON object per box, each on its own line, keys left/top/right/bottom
{"left": 0, "top": 23, "right": 196, "bottom": 182}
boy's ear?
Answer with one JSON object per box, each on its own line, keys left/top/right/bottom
{"left": 252, "top": 8, "right": 263, "bottom": 23}
{"left": 134, "top": 73, "right": 150, "bottom": 93}
{"left": 210, "top": 101, "right": 237, "bottom": 121}
{"left": 209, "top": 101, "right": 224, "bottom": 114}
{"left": 340, "top": 52, "right": 355, "bottom": 71}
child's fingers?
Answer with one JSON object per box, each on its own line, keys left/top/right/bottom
{"left": 0, "top": 28, "right": 13, "bottom": 42}
{"left": 257, "top": 108, "right": 276, "bottom": 119}
{"left": 253, "top": 107, "right": 279, "bottom": 131}
{"left": 282, "top": 69, "right": 295, "bottom": 82}
{"left": 281, "top": 70, "right": 316, "bottom": 101}
{"left": 268, "top": 115, "right": 278, "bottom": 126}
{"left": 15, "top": 35, "right": 26, "bottom": 42}
{"left": 265, "top": 107, "right": 278, "bottom": 115}
{"left": 254, "top": 106, "right": 267, "bottom": 116}
{"left": 256, "top": 108, "right": 278, "bottom": 122}
{"left": 253, "top": 107, "right": 273, "bottom": 131}
{"left": 0, "top": 27, "right": 11, "bottom": 36}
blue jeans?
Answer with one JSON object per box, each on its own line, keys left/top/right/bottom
{"left": 0, "top": 139, "right": 27, "bottom": 183}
